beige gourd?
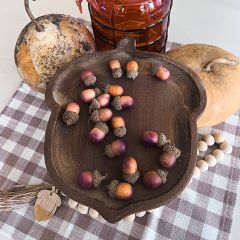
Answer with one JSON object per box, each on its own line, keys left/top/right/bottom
{"left": 165, "top": 44, "right": 240, "bottom": 128}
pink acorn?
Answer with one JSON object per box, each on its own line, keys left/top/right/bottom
{"left": 62, "top": 102, "right": 80, "bottom": 126}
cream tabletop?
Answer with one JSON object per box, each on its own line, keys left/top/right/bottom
{"left": 0, "top": 1, "right": 239, "bottom": 239}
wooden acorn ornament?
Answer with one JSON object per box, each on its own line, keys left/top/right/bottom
{"left": 62, "top": 102, "right": 80, "bottom": 126}
{"left": 15, "top": 0, "right": 96, "bottom": 93}
{"left": 34, "top": 186, "right": 61, "bottom": 222}
{"left": 111, "top": 96, "right": 134, "bottom": 111}
{"left": 111, "top": 116, "right": 127, "bottom": 137}
{"left": 122, "top": 156, "right": 140, "bottom": 184}
{"left": 109, "top": 59, "right": 123, "bottom": 78}
{"left": 108, "top": 180, "right": 133, "bottom": 200}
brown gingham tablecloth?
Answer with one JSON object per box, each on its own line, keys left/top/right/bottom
{"left": 1, "top": 45, "right": 240, "bottom": 240}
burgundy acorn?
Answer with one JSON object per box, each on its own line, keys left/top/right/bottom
{"left": 142, "top": 131, "right": 159, "bottom": 146}
{"left": 80, "top": 88, "right": 101, "bottom": 103}
{"left": 108, "top": 180, "right": 133, "bottom": 200}
{"left": 122, "top": 156, "right": 140, "bottom": 184}
{"left": 80, "top": 70, "right": 97, "bottom": 86}
{"left": 89, "top": 122, "right": 109, "bottom": 144}
{"left": 143, "top": 169, "right": 168, "bottom": 189}
{"left": 90, "top": 108, "right": 113, "bottom": 123}
{"left": 62, "top": 102, "right": 80, "bottom": 126}
{"left": 159, "top": 143, "right": 181, "bottom": 168}
{"left": 111, "top": 96, "right": 134, "bottom": 111}
{"left": 109, "top": 59, "right": 123, "bottom": 79}
{"left": 152, "top": 63, "right": 170, "bottom": 81}
{"left": 89, "top": 94, "right": 111, "bottom": 113}
{"left": 104, "top": 139, "right": 127, "bottom": 158}
{"left": 78, "top": 170, "right": 108, "bottom": 189}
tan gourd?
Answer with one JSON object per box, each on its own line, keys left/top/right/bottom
{"left": 165, "top": 44, "right": 240, "bottom": 128}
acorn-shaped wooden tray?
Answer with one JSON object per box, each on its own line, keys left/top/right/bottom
{"left": 45, "top": 37, "right": 206, "bottom": 223}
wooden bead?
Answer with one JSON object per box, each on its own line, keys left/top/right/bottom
{"left": 219, "top": 142, "right": 232, "bottom": 154}
{"left": 214, "top": 133, "right": 225, "bottom": 144}
{"left": 197, "top": 148, "right": 199, "bottom": 156}
{"left": 124, "top": 214, "right": 135, "bottom": 222}
{"left": 203, "top": 134, "right": 215, "bottom": 146}
{"left": 136, "top": 211, "right": 146, "bottom": 217}
{"left": 193, "top": 166, "right": 201, "bottom": 178}
{"left": 197, "top": 141, "right": 208, "bottom": 152}
{"left": 68, "top": 199, "right": 78, "bottom": 209}
{"left": 77, "top": 204, "right": 89, "bottom": 214}
{"left": 89, "top": 208, "right": 99, "bottom": 219}
{"left": 196, "top": 160, "right": 209, "bottom": 173}
{"left": 212, "top": 149, "right": 225, "bottom": 161}
{"left": 204, "top": 154, "right": 217, "bottom": 167}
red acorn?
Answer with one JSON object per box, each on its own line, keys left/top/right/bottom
{"left": 104, "top": 139, "right": 127, "bottom": 158}
{"left": 111, "top": 96, "right": 134, "bottom": 111}
{"left": 143, "top": 169, "right": 168, "bottom": 189}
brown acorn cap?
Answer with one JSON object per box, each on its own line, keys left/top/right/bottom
{"left": 127, "top": 70, "right": 138, "bottom": 80}
{"left": 83, "top": 75, "right": 96, "bottom": 87}
{"left": 89, "top": 99, "right": 100, "bottom": 113}
{"left": 156, "top": 169, "right": 168, "bottom": 184}
{"left": 93, "top": 88, "right": 102, "bottom": 97}
{"left": 112, "top": 68, "right": 123, "bottom": 79}
{"left": 111, "top": 96, "right": 122, "bottom": 111}
{"left": 62, "top": 111, "right": 79, "bottom": 126}
{"left": 151, "top": 63, "right": 161, "bottom": 76}
{"left": 90, "top": 110, "right": 100, "bottom": 123}
{"left": 157, "top": 133, "right": 170, "bottom": 148}
{"left": 113, "top": 127, "right": 127, "bottom": 138}
{"left": 122, "top": 171, "right": 140, "bottom": 184}
{"left": 108, "top": 180, "right": 119, "bottom": 198}
{"left": 104, "top": 144, "right": 114, "bottom": 158}
{"left": 95, "top": 122, "right": 109, "bottom": 135}
{"left": 93, "top": 170, "right": 108, "bottom": 188}
{"left": 163, "top": 143, "right": 181, "bottom": 158}
{"left": 103, "top": 84, "right": 110, "bottom": 93}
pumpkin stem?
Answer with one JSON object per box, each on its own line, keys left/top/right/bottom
{"left": 204, "top": 58, "right": 239, "bottom": 72}
{"left": 24, "top": 0, "right": 44, "bottom": 32}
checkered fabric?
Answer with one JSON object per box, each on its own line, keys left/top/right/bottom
{"left": 1, "top": 50, "right": 240, "bottom": 240}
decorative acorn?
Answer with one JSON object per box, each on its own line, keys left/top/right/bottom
{"left": 78, "top": 170, "right": 108, "bottom": 189}
{"left": 122, "top": 156, "right": 140, "bottom": 184}
{"left": 143, "top": 169, "right": 168, "bottom": 189}
{"left": 157, "top": 133, "right": 170, "bottom": 147}
{"left": 80, "top": 88, "right": 101, "bottom": 103}
{"left": 62, "top": 102, "right": 80, "bottom": 126}
{"left": 89, "top": 122, "right": 109, "bottom": 143}
{"left": 80, "top": 70, "right": 97, "bottom": 86}
{"left": 103, "top": 84, "right": 124, "bottom": 97}
{"left": 89, "top": 98, "right": 100, "bottom": 113}
{"left": 97, "top": 93, "right": 111, "bottom": 107}
{"left": 152, "top": 63, "right": 170, "bottom": 81}
{"left": 111, "top": 96, "right": 134, "bottom": 111}
{"left": 109, "top": 59, "right": 123, "bottom": 79}
{"left": 142, "top": 131, "right": 159, "bottom": 146}
{"left": 126, "top": 60, "right": 139, "bottom": 80}
{"left": 111, "top": 116, "right": 126, "bottom": 137}
{"left": 108, "top": 180, "right": 133, "bottom": 200}
{"left": 90, "top": 108, "right": 113, "bottom": 123}
{"left": 104, "top": 139, "right": 127, "bottom": 158}
{"left": 159, "top": 143, "right": 181, "bottom": 168}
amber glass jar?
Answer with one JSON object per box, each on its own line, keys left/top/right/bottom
{"left": 82, "top": 0, "right": 173, "bottom": 53}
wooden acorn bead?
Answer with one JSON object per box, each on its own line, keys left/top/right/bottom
{"left": 80, "top": 88, "right": 101, "bottom": 103}
{"left": 104, "top": 139, "right": 127, "bottom": 158}
{"left": 143, "top": 169, "right": 168, "bottom": 189}
{"left": 152, "top": 63, "right": 170, "bottom": 81}
{"left": 109, "top": 59, "right": 123, "bottom": 79}
{"left": 97, "top": 93, "right": 111, "bottom": 107}
{"left": 126, "top": 60, "right": 138, "bottom": 80}
{"left": 103, "top": 84, "right": 124, "bottom": 97}
{"left": 159, "top": 143, "right": 181, "bottom": 168}
{"left": 122, "top": 156, "right": 139, "bottom": 184}
{"left": 78, "top": 170, "right": 108, "bottom": 189}
{"left": 108, "top": 180, "right": 133, "bottom": 200}
{"left": 111, "top": 116, "right": 126, "bottom": 137}
{"left": 62, "top": 102, "right": 80, "bottom": 126}
{"left": 90, "top": 108, "right": 113, "bottom": 123}
{"left": 80, "top": 70, "right": 96, "bottom": 87}
{"left": 89, "top": 122, "right": 109, "bottom": 143}
{"left": 111, "top": 96, "right": 134, "bottom": 111}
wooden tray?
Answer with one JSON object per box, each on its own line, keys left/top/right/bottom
{"left": 45, "top": 38, "right": 206, "bottom": 223}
